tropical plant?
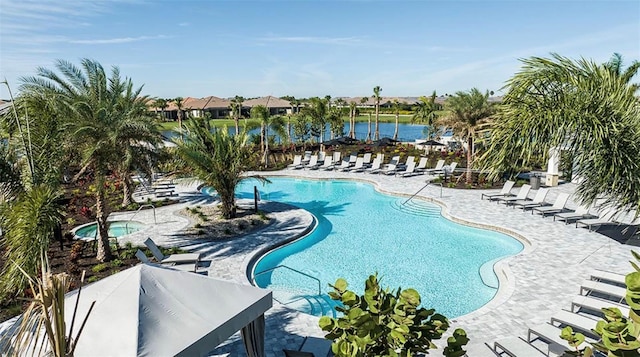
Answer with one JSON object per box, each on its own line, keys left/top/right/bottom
{"left": 440, "top": 88, "right": 494, "bottom": 183}
{"left": 327, "top": 106, "right": 346, "bottom": 139}
{"left": 173, "top": 118, "right": 264, "bottom": 218}
{"left": 480, "top": 53, "right": 640, "bottom": 214}
{"left": 301, "top": 97, "right": 329, "bottom": 143}
{"left": 392, "top": 99, "right": 401, "bottom": 140}
{"left": 348, "top": 101, "right": 358, "bottom": 139}
{"left": 292, "top": 113, "right": 311, "bottom": 146}
{"left": 360, "top": 97, "right": 371, "bottom": 141}
{"left": 251, "top": 104, "right": 284, "bottom": 166}
{"left": 0, "top": 186, "right": 63, "bottom": 301}
{"left": 231, "top": 95, "right": 245, "bottom": 135}
{"left": 20, "top": 59, "right": 152, "bottom": 261}
{"left": 174, "top": 96, "right": 184, "bottom": 133}
{"left": 319, "top": 274, "right": 469, "bottom": 357}
{"left": 604, "top": 52, "right": 640, "bottom": 91}
{"left": 412, "top": 91, "right": 440, "bottom": 135}
{"left": 0, "top": 257, "right": 94, "bottom": 357}
{"left": 373, "top": 86, "right": 382, "bottom": 140}
{"left": 153, "top": 98, "right": 168, "bottom": 121}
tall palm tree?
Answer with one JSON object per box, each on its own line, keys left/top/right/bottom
{"left": 604, "top": 53, "right": 640, "bottom": 91}
{"left": 301, "top": 97, "right": 329, "bottom": 143}
{"left": 392, "top": 99, "right": 401, "bottom": 140}
{"left": 373, "top": 86, "right": 382, "bottom": 140}
{"left": 174, "top": 97, "right": 184, "bottom": 132}
{"left": 360, "top": 97, "right": 371, "bottom": 141}
{"left": 441, "top": 88, "right": 494, "bottom": 183}
{"left": 20, "top": 59, "right": 147, "bottom": 262}
{"left": 251, "top": 105, "right": 272, "bottom": 166}
{"left": 154, "top": 98, "right": 168, "bottom": 121}
{"left": 231, "top": 95, "right": 245, "bottom": 134}
{"left": 173, "top": 118, "right": 264, "bottom": 218}
{"left": 348, "top": 101, "right": 357, "bottom": 139}
{"left": 481, "top": 53, "right": 640, "bottom": 214}
{"left": 412, "top": 91, "right": 440, "bottom": 139}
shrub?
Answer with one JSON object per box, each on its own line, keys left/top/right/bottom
{"left": 258, "top": 211, "right": 268, "bottom": 221}
{"left": 87, "top": 276, "right": 99, "bottom": 283}
{"left": 111, "top": 259, "right": 123, "bottom": 268}
{"left": 223, "top": 228, "right": 232, "bottom": 235}
{"left": 91, "top": 263, "right": 109, "bottom": 273}
{"left": 69, "top": 241, "right": 84, "bottom": 262}
{"left": 319, "top": 274, "right": 469, "bottom": 357}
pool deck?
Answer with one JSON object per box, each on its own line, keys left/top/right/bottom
{"left": 104, "top": 170, "right": 634, "bottom": 355}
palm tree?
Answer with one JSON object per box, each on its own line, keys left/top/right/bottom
{"left": 20, "top": 59, "right": 148, "bottom": 262}
{"left": 604, "top": 53, "right": 640, "bottom": 91}
{"left": 441, "top": 88, "right": 494, "bottom": 183}
{"left": 412, "top": 91, "right": 440, "bottom": 139}
{"left": 301, "top": 97, "right": 329, "bottom": 143}
{"left": 231, "top": 95, "right": 245, "bottom": 134}
{"left": 348, "top": 101, "right": 357, "bottom": 139}
{"left": 154, "top": 98, "right": 168, "bottom": 121}
{"left": 481, "top": 53, "right": 640, "bottom": 214}
{"left": 392, "top": 99, "right": 401, "bottom": 140}
{"left": 174, "top": 97, "right": 184, "bottom": 133}
{"left": 360, "top": 97, "right": 371, "bottom": 141}
{"left": 251, "top": 105, "right": 271, "bottom": 166}
{"left": 373, "top": 86, "right": 382, "bottom": 140}
{"left": 174, "top": 118, "right": 264, "bottom": 218}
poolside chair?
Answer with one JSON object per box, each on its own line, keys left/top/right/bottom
{"left": 415, "top": 157, "right": 429, "bottom": 173}
{"left": 365, "top": 158, "right": 381, "bottom": 174}
{"left": 571, "top": 295, "right": 630, "bottom": 317}
{"left": 304, "top": 155, "right": 319, "bottom": 170}
{"left": 362, "top": 153, "right": 372, "bottom": 167}
{"left": 318, "top": 151, "right": 326, "bottom": 162}
{"left": 443, "top": 162, "right": 457, "bottom": 177}
{"left": 576, "top": 209, "right": 617, "bottom": 231}
{"left": 493, "top": 336, "right": 546, "bottom": 357}
{"left": 480, "top": 180, "right": 515, "bottom": 200}
{"left": 496, "top": 184, "right": 530, "bottom": 205}
{"left": 580, "top": 279, "right": 626, "bottom": 303}
{"left": 554, "top": 203, "right": 596, "bottom": 224}
{"left": 386, "top": 155, "right": 400, "bottom": 168}
{"left": 381, "top": 164, "right": 398, "bottom": 175}
{"left": 301, "top": 151, "right": 312, "bottom": 164}
{"left": 398, "top": 155, "right": 415, "bottom": 169}
{"left": 287, "top": 155, "right": 303, "bottom": 169}
{"left": 527, "top": 323, "right": 584, "bottom": 356}
{"left": 335, "top": 159, "right": 351, "bottom": 171}
{"left": 319, "top": 156, "right": 334, "bottom": 170}
{"left": 550, "top": 310, "right": 600, "bottom": 339}
{"left": 135, "top": 249, "right": 198, "bottom": 272}
{"left": 396, "top": 161, "right": 417, "bottom": 177}
{"left": 512, "top": 188, "right": 549, "bottom": 210}
{"left": 532, "top": 193, "right": 570, "bottom": 216}
{"left": 589, "top": 269, "right": 627, "bottom": 286}
{"left": 424, "top": 159, "right": 445, "bottom": 175}
{"left": 332, "top": 151, "right": 341, "bottom": 163}
{"left": 375, "top": 153, "right": 385, "bottom": 165}
{"left": 347, "top": 154, "right": 357, "bottom": 165}
{"left": 144, "top": 238, "right": 201, "bottom": 265}
{"left": 343, "top": 157, "right": 364, "bottom": 172}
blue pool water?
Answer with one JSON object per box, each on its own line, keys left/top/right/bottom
{"left": 73, "top": 221, "right": 146, "bottom": 240}
{"left": 235, "top": 178, "right": 523, "bottom": 318}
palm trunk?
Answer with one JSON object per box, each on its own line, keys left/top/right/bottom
{"left": 466, "top": 136, "right": 473, "bottom": 184}
{"left": 367, "top": 113, "right": 372, "bottom": 142}
{"left": 263, "top": 127, "right": 269, "bottom": 167}
{"left": 121, "top": 175, "right": 133, "bottom": 207}
{"left": 234, "top": 116, "right": 239, "bottom": 135}
{"left": 375, "top": 103, "right": 380, "bottom": 140}
{"left": 393, "top": 112, "right": 399, "bottom": 140}
{"left": 260, "top": 124, "right": 265, "bottom": 153}
{"left": 286, "top": 117, "right": 291, "bottom": 143}
{"left": 220, "top": 191, "right": 236, "bottom": 219}
{"left": 95, "top": 180, "right": 113, "bottom": 262}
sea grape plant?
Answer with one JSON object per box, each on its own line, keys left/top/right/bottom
{"left": 560, "top": 251, "right": 640, "bottom": 356}
{"left": 318, "top": 274, "right": 469, "bottom": 357}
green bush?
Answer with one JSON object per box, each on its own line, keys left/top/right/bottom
{"left": 91, "top": 263, "right": 109, "bottom": 273}
{"left": 111, "top": 259, "right": 123, "bottom": 268}
{"left": 87, "top": 276, "right": 99, "bottom": 283}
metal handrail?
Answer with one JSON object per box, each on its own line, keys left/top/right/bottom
{"left": 252, "top": 265, "right": 321, "bottom": 295}
{"left": 126, "top": 204, "right": 156, "bottom": 232}
{"left": 402, "top": 181, "right": 443, "bottom": 205}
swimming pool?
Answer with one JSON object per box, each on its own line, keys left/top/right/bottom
{"left": 237, "top": 177, "right": 523, "bottom": 318}
{"left": 72, "top": 221, "right": 146, "bottom": 240}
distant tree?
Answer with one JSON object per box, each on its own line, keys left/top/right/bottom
{"left": 231, "top": 95, "right": 245, "bottom": 134}
{"left": 412, "top": 91, "right": 440, "bottom": 140}
{"left": 154, "top": 98, "right": 168, "bottom": 120}
{"left": 302, "top": 97, "right": 329, "bottom": 143}
{"left": 440, "top": 88, "right": 494, "bottom": 183}
{"left": 360, "top": 97, "right": 371, "bottom": 141}
{"left": 174, "top": 97, "right": 184, "bottom": 131}
{"left": 348, "top": 101, "right": 358, "bottom": 139}
{"left": 292, "top": 113, "right": 311, "bottom": 147}
{"left": 392, "top": 99, "right": 401, "bottom": 140}
{"left": 372, "top": 86, "right": 382, "bottom": 140}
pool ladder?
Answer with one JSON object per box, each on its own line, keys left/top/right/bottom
{"left": 252, "top": 265, "right": 321, "bottom": 295}
{"left": 125, "top": 204, "right": 157, "bottom": 233}
{"left": 402, "top": 181, "right": 442, "bottom": 206}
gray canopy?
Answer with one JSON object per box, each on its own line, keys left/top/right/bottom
{"left": 65, "top": 264, "right": 272, "bottom": 356}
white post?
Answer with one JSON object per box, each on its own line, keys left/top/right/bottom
{"left": 546, "top": 147, "right": 560, "bottom": 186}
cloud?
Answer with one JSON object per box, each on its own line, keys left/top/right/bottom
{"left": 258, "top": 35, "right": 364, "bottom": 45}
{"left": 70, "top": 35, "right": 170, "bottom": 45}
{"left": 178, "top": 22, "right": 190, "bottom": 27}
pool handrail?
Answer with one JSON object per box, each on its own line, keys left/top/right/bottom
{"left": 126, "top": 204, "right": 156, "bottom": 233}
{"left": 252, "top": 265, "right": 322, "bottom": 295}
{"left": 402, "top": 181, "right": 443, "bottom": 206}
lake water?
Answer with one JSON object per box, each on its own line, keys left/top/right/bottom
{"left": 162, "top": 122, "right": 429, "bottom": 143}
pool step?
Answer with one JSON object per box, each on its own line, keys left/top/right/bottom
{"left": 390, "top": 199, "right": 441, "bottom": 218}
{"left": 267, "top": 287, "right": 338, "bottom": 318}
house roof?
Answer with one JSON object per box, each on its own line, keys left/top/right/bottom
{"left": 244, "top": 96, "right": 291, "bottom": 108}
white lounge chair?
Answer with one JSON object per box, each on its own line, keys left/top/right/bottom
{"left": 304, "top": 155, "right": 319, "bottom": 170}
{"left": 424, "top": 159, "right": 445, "bottom": 175}
{"left": 396, "top": 161, "right": 417, "bottom": 177}
{"left": 386, "top": 155, "right": 400, "bottom": 168}
{"left": 532, "top": 193, "right": 570, "bottom": 216}
{"left": 335, "top": 159, "right": 351, "bottom": 171}
{"left": 550, "top": 310, "right": 599, "bottom": 339}
{"left": 332, "top": 151, "right": 341, "bottom": 163}
{"left": 512, "top": 188, "right": 549, "bottom": 210}
{"left": 344, "top": 157, "right": 364, "bottom": 172}
{"left": 493, "top": 336, "right": 546, "bottom": 357}
{"left": 576, "top": 209, "right": 617, "bottom": 231}
{"left": 589, "top": 270, "right": 627, "bottom": 286}
{"left": 381, "top": 164, "right": 398, "bottom": 175}
{"left": 398, "top": 155, "right": 415, "bottom": 169}
{"left": 135, "top": 249, "right": 198, "bottom": 272}
{"left": 481, "top": 180, "right": 515, "bottom": 200}
{"left": 527, "top": 323, "right": 584, "bottom": 356}
{"left": 365, "top": 159, "right": 381, "bottom": 174}
{"left": 319, "top": 156, "right": 334, "bottom": 170}
{"left": 571, "top": 295, "right": 630, "bottom": 317}
{"left": 144, "top": 238, "right": 201, "bottom": 265}
{"left": 554, "top": 203, "right": 596, "bottom": 224}
{"left": 580, "top": 280, "right": 626, "bottom": 302}
{"left": 301, "top": 151, "right": 312, "bottom": 164}
{"left": 374, "top": 153, "right": 385, "bottom": 165}
{"left": 496, "top": 184, "right": 531, "bottom": 205}
{"left": 287, "top": 155, "right": 304, "bottom": 169}
{"left": 362, "top": 153, "right": 372, "bottom": 167}
{"left": 415, "top": 157, "right": 429, "bottom": 173}
{"left": 318, "top": 151, "right": 326, "bottom": 162}
{"left": 347, "top": 154, "right": 357, "bottom": 165}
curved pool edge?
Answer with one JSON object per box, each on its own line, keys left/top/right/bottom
{"left": 242, "top": 172, "right": 534, "bottom": 319}
{"left": 70, "top": 220, "right": 149, "bottom": 240}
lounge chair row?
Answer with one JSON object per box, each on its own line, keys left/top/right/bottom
{"left": 481, "top": 181, "right": 620, "bottom": 231}
{"left": 136, "top": 237, "right": 202, "bottom": 272}
{"left": 288, "top": 153, "right": 456, "bottom": 178}
{"left": 491, "top": 269, "right": 629, "bottom": 356}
